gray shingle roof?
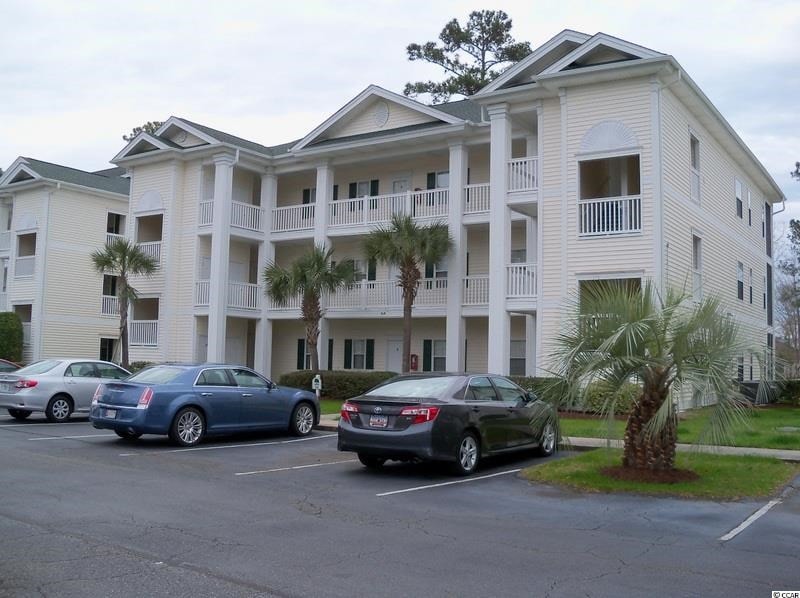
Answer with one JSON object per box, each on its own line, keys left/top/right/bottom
{"left": 175, "top": 118, "right": 299, "bottom": 157}
{"left": 307, "top": 122, "right": 455, "bottom": 148}
{"left": 21, "top": 158, "right": 130, "bottom": 195}
{"left": 432, "top": 99, "right": 484, "bottom": 122}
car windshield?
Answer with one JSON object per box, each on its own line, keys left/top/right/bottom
{"left": 15, "top": 360, "right": 62, "bottom": 375}
{"left": 365, "top": 377, "right": 452, "bottom": 399}
{"left": 127, "top": 366, "right": 185, "bottom": 384}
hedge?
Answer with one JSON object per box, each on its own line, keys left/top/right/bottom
{"left": 583, "top": 381, "right": 640, "bottom": 415}
{"left": 777, "top": 379, "right": 800, "bottom": 406}
{"left": 278, "top": 370, "right": 397, "bottom": 402}
{"left": 0, "top": 312, "right": 23, "bottom": 363}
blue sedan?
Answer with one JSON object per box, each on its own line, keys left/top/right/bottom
{"left": 89, "top": 364, "right": 319, "bottom": 446}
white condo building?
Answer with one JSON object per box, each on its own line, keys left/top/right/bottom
{"left": 1, "top": 30, "right": 785, "bottom": 387}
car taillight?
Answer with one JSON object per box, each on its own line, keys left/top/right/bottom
{"left": 92, "top": 384, "right": 105, "bottom": 405}
{"left": 14, "top": 379, "right": 38, "bottom": 389}
{"left": 137, "top": 387, "right": 154, "bottom": 409}
{"left": 340, "top": 401, "right": 359, "bottom": 422}
{"left": 399, "top": 405, "right": 440, "bottom": 425}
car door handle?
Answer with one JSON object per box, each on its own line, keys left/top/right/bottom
{"left": 200, "top": 392, "right": 213, "bottom": 397}
{"left": 241, "top": 393, "right": 253, "bottom": 397}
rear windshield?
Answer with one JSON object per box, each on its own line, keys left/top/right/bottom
{"left": 365, "top": 377, "right": 452, "bottom": 399}
{"left": 16, "top": 360, "right": 62, "bottom": 375}
{"left": 127, "top": 366, "right": 184, "bottom": 384}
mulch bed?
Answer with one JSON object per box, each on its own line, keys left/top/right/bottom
{"left": 600, "top": 466, "right": 700, "bottom": 484}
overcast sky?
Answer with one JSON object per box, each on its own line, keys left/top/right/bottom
{"left": 1, "top": 0, "right": 797, "bottom": 224}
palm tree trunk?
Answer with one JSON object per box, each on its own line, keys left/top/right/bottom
{"left": 622, "top": 386, "right": 677, "bottom": 471}
{"left": 399, "top": 261, "right": 420, "bottom": 373}
{"left": 119, "top": 277, "right": 130, "bottom": 370}
{"left": 302, "top": 294, "right": 321, "bottom": 371}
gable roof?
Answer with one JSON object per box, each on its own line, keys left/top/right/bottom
{"left": 538, "top": 32, "right": 664, "bottom": 76}
{"left": 0, "top": 157, "right": 129, "bottom": 195}
{"left": 169, "top": 117, "right": 293, "bottom": 157}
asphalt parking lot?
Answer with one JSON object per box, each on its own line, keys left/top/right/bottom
{"left": 1, "top": 415, "right": 798, "bottom": 598}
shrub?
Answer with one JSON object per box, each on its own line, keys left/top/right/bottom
{"left": 582, "top": 381, "right": 640, "bottom": 415}
{"left": 128, "top": 361, "right": 155, "bottom": 373}
{"left": 0, "top": 312, "right": 23, "bottom": 362}
{"left": 508, "top": 376, "right": 560, "bottom": 397}
{"left": 278, "top": 370, "right": 397, "bottom": 402}
{"left": 776, "top": 379, "right": 800, "bottom": 406}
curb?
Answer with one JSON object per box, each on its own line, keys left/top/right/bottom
{"left": 315, "top": 422, "right": 339, "bottom": 432}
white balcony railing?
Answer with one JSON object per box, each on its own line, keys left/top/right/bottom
{"left": 463, "top": 276, "right": 489, "bottom": 305}
{"left": 198, "top": 201, "right": 213, "bottom": 226}
{"left": 272, "top": 204, "right": 315, "bottom": 232}
{"left": 228, "top": 281, "right": 261, "bottom": 310}
{"left": 464, "top": 184, "right": 490, "bottom": 214}
{"left": 0, "top": 230, "right": 9, "bottom": 252}
{"left": 15, "top": 256, "right": 34, "bottom": 277}
{"left": 137, "top": 241, "right": 162, "bottom": 264}
{"left": 324, "top": 278, "right": 447, "bottom": 311}
{"left": 105, "top": 232, "right": 124, "bottom": 246}
{"left": 507, "top": 263, "right": 537, "bottom": 297}
{"left": 578, "top": 195, "right": 641, "bottom": 237}
{"left": 129, "top": 321, "right": 158, "bottom": 347}
{"left": 22, "top": 322, "right": 31, "bottom": 346}
{"left": 101, "top": 295, "right": 119, "bottom": 316}
{"left": 195, "top": 280, "right": 210, "bottom": 306}
{"left": 329, "top": 189, "right": 449, "bottom": 228}
{"left": 231, "top": 201, "right": 264, "bottom": 232}
{"left": 267, "top": 293, "right": 302, "bottom": 311}
{"left": 507, "top": 157, "right": 538, "bottom": 192}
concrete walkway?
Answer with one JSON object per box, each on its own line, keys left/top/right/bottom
{"left": 316, "top": 413, "right": 800, "bottom": 462}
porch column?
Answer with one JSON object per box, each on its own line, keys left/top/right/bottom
{"left": 254, "top": 168, "right": 277, "bottom": 377}
{"left": 446, "top": 142, "right": 468, "bottom": 371}
{"left": 207, "top": 153, "right": 235, "bottom": 362}
{"left": 314, "top": 162, "right": 335, "bottom": 370}
{"left": 525, "top": 215, "right": 537, "bottom": 376}
{"left": 487, "top": 104, "right": 511, "bottom": 374}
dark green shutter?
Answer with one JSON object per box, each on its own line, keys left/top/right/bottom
{"left": 332, "top": 184, "right": 338, "bottom": 201}
{"left": 365, "top": 339, "right": 374, "bottom": 370}
{"left": 424, "top": 260, "right": 434, "bottom": 278}
{"left": 343, "top": 339, "right": 352, "bottom": 369}
{"left": 465, "top": 252, "right": 470, "bottom": 276}
{"left": 467, "top": 167, "right": 471, "bottom": 184}
{"left": 348, "top": 182, "right": 357, "bottom": 199}
{"left": 302, "top": 188, "right": 310, "bottom": 204}
{"left": 327, "top": 338, "right": 333, "bottom": 370}
{"left": 463, "top": 339, "right": 468, "bottom": 371}
{"left": 370, "top": 180, "right": 379, "bottom": 196}
{"left": 422, "top": 340, "right": 432, "bottom": 372}
{"left": 296, "top": 339, "right": 305, "bottom": 370}
{"left": 426, "top": 172, "right": 436, "bottom": 190}
{"left": 367, "top": 259, "right": 376, "bottom": 281}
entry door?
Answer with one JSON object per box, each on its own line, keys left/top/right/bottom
{"left": 391, "top": 179, "right": 410, "bottom": 216}
{"left": 386, "top": 339, "right": 402, "bottom": 373}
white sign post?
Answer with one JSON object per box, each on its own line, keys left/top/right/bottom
{"left": 312, "top": 374, "right": 322, "bottom": 399}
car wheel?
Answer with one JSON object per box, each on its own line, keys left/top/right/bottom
{"left": 115, "top": 430, "right": 142, "bottom": 441}
{"left": 8, "top": 408, "right": 32, "bottom": 421}
{"left": 452, "top": 431, "right": 480, "bottom": 476}
{"left": 289, "top": 402, "right": 315, "bottom": 437}
{"left": 536, "top": 422, "right": 556, "bottom": 457}
{"left": 358, "top": 453, "right": 386, "bottom": 469}
{"left": 45, "top": 395, "right": 73, "bottom": 423}
{"left": 169, "top": 407, "right": 205, "bottom": 447}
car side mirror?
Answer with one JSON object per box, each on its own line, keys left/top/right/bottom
{"left": 525, "top": 390, "right": 536, "bottom": 403}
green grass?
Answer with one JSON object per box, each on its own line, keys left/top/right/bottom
{"left": 558, "top": 406, "right": 800, "bottom": 450}
{"left": 320, "top": 399, "right": 343, "bottom": 416}
{"left": 523, "top": 449, "right": 799, "bottom": 500}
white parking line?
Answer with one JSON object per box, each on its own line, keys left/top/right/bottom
{"left": 0, "top": 421, "right": 88, "bottom": 428}
{"left": 235, "top": 459, "right": 357, "bottom": 476}
{"left": 376, "top": 468, "right": 522, "bottom": 497}
{"left": 29, "top": 434, "right": 117, "bottom": 441}
{"left": 119, "top": 433, "right": 337, "bottom": 457}
{"left": 719, "top": 498, "right": 782, "bottom": 542}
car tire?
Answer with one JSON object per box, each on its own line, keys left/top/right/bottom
{"left": 115, "top": 430, "right": 142, "bottom": 441}
{"left": 536, "top": 422, "right": 556, "bottom": 457}
{"left": 358, "top": 453, "right": 387, "bottom": 469}
{"left": 452, "top": 431, "right": 480, "bottom": 476}
{"left": 169, "top": 407, "right": 205, "bottom": 447}
{"left": 8, "top": 408, "right": 32, "bottom": 420}
{"left": 45, "top": 395, "right": 73, "bottom": 423}
{"left": 289, "top": 402, "right": 315, "bottom": 437}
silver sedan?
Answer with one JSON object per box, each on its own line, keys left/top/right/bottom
{"left": 0, "top": 359, "right": 131, "bottom": 422}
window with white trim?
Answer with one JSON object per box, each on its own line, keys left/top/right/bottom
{"left": 735, "top": 179, "right": 743, "bottom": 219}
{"left": 302, "top": 187, "right": 316, "bottom": 204}
{"left": 509, "top": 340, "right": 526, "bottom": 376}
{"left": 510, "top": 249, "right": 527, "bottom": 264}
{"left": 352, "top": 339, "right": 367, "bottom": 370}
{"left": 692, "top": 235, "right": 702, "bottom": 301}
{"left": 690, "top": 134, "right": 700, "bottom": 202}
{"left": 432, "top": 340, "right": 446, "bottom": 372}
{"left": 737, "top": 262, "right": 744, "bottom": 300}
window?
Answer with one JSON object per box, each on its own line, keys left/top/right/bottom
{"left": 735, "top": 179, "right": 743, "bottom": 219}
{"left": 737, "top": 356, "right": 744, "bottom": 382}
{"left": 97, "top": 362, "right": 128, "bottom": 379}
{"left": 231, "top": 368, "right": 268, "bottom": 388}
{"left": 749, "top": 354, "right": 754, "bottom": 381}
{"left": 352, "top": 258, "right": 376, "bottom": 282}
{"left": 432, "top": 340, "right": 446, "bottom": 372}
{"left": 690, "top": 134, "right": 700, "bottom": 202}
{"left": 491, "top": 377, "right": 528, "bottom": 403}
{"left": 509, "top": 340, "right": 526, "bottom": 376}
{"left": 737, "top": 262, "right": 744, "bottom": 300}
{"left": 761, "top": 205, "right": 766, "bottom": 238}
{"left": 692, "top": 235, "right": 703, "bottom": 301}
{"left": 65, "top": 363, "right": 98, "bottom": 378}
{"left": 197, "top": 369, "right": 232, "bottom": 386}
{"left": 296, "top": 339, "right": 311, "bottom": 370}
{"left": 99, "top": 338, "right": 116, "bottom": 363}
{"left": 102, "top": 274, "right": 118, "bottom": 296}
{"left": 107, "top": 213, "right": 125, "bottom": 235}
{"left": 348, "top": 180, "right": 379, "bottom": 198}
{"left": 426, "top": 171, "right": 449, "bottom": 189}
{"left": 510, "top": 249, "right": 527, "bottom": 264}
{"left": 352, "top": 339, "right": 367, "bottom": 370}
{"left": 763, "top": 274, "right": 767, "bottom": 309}
{"left": 749, "top": 268, "right": 753, "bottom": 304}
{"left": 465, "top": 376, "right": 498, "bottom": 401}
{"left": 578, "top": 155, "right": 641, "bottom": 235}
{"left": 747, "top": 190, "right": 752, "bottom": 226}
{"left": 344, "top": 338, "right": 374, "bottom": 370}
{"left": 302, "top": 188, "right": 316, "bottom": 204}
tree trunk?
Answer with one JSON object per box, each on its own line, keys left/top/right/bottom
{"left": 119, "top": 278, "right": 130, "bottom": 370}
{"left": 302, "top": 294, "right": 322, "bottom": 371}
{"left": 399, "top": 261, "right": 420, "bottom": 373}
{"left": 622, "top": 384, "right": 677, "bottom": 471}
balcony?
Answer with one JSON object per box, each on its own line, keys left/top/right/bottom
{"left": 507, "top": 263, "right": 537, "bottom": 297}
{"left": 507, "top": 157, "right": 538, "bottom": 192}
{"left": 129, "top": 321, "right": 158, "bottom": 347}
{"left": 329, "top": 189, "right": 448, "bottom": 229}
{"left": 137, "top": 241, "right": 161, "bottom": 265}
{"left": 327, "top": 278, "right": 447, "bottom": 311}
{"left": 463, "top": 275, "right": 489, "bottom": 305}
{"left": 578, "top": 195, "right": 641, "bottom": 237}
{"left": 194, "top": 281, "right": 262, "bottom": 311}
{"left": 198, "top": 201, "right": 264, "bottom": 233}
{"left": 101, "top": 295, "right": 119, "bottom": 316}
{"left": 15, "top": 256, "right": 35, "bottom": 277}
{"left": 463, "top": 184, "right": 490, "bottom": 214}
{"left": 272, "top": 204, "right": 315, "bottom": 233}
{"left": 0, "top": 230, "right": 10, "bottom": 252}
{"left": 106, "top": 233, "right": 124, "bottom": 246}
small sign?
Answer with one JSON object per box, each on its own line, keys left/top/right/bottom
{"left": 312, "top": 374, "right": 322, "bottom": 391}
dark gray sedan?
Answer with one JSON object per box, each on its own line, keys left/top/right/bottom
{"left": 337, "top": 373, "right": 556, "bottom": 475}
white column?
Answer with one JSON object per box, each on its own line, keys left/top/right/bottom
{"left": 525, "top": 215, "right": 537, "bottom": 376}
{"left": 207, "top": 153, "right": 235, "bottom": 362}
{"left": 314, "top": 163, "right": 334, "bottom": 370}
{"left": 487, "top": 104, "right": 511, "bottom": 374}
{"left": 254, "top": 168, "right": 277, "bottom": 376}
{"left": 446, "top": 142, "right": 468, "bottom": 371}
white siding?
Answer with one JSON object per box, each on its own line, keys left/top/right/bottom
{"left": 325, "top": 98, "right": 438, "bottom": 140}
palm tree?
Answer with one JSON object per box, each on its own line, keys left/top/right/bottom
{"left": 545, "top": 280, "right": 756, "bottom": 472}
{"left": 91, "top": 238, "right": 157, "bottom": 369}
{"left": 364, "top": 214, "right": 452, "bottom": 372}
{"left": 263, "top": 245, "right": 358, "bottom": 371}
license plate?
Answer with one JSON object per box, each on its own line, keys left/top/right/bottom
{"left": 105, "top": 409, "right": 117, "bottom": 418}
{"left": 369, "top": 415, "right": 388, "bottom": 428}
{"left": 0, "top": 383, "right": 10, "bottom": 392}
